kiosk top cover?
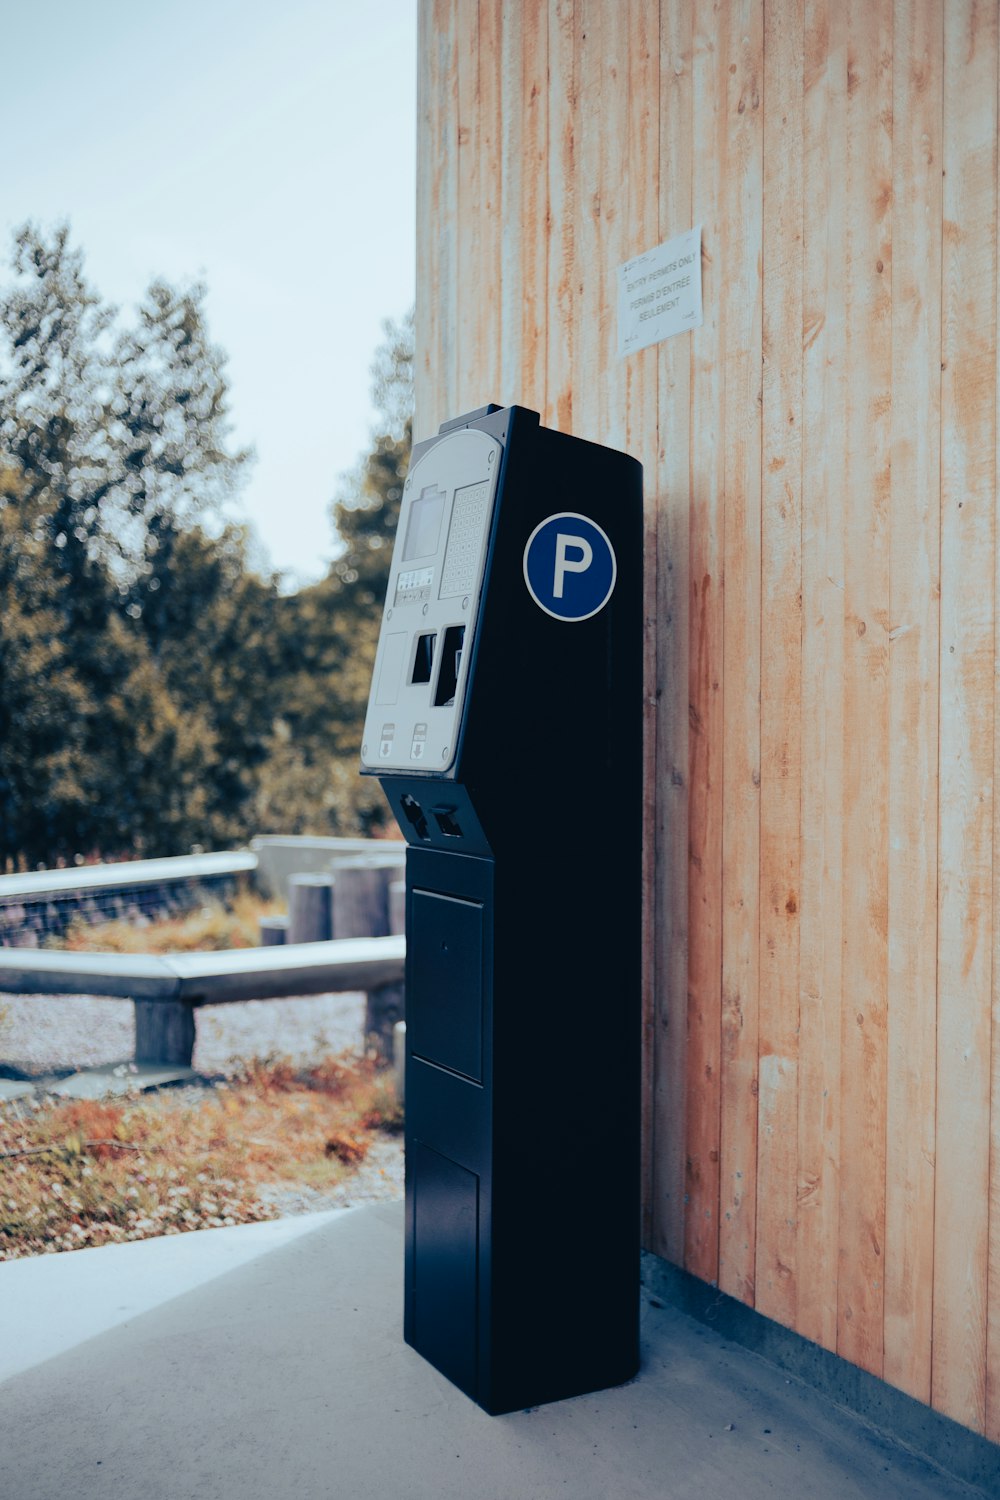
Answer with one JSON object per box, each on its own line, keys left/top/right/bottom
{"left": 360, "top": 426, "right": 502, "bottom": 776}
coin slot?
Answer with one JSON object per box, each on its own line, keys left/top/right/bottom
{"left": 400, "top": 793, "right": 430, "bottom": 842}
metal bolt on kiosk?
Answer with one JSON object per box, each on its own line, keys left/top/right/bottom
{"left": 360, "top": 403, "right": 642, "bottom": 1414}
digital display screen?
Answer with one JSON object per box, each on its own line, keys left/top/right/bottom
{"left": 403, "top": 485, "right": 446, "bottom": 561}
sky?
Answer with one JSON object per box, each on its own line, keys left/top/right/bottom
{"left": 2, "top": 0, "right": 416, "bottom": 589}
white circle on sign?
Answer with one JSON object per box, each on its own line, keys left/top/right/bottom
{"left": 522, "top": 512, "right": 617, "bottom": 622}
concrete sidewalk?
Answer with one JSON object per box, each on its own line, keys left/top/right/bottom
{"left": 0, "top": 1204, "right": 989, "bottom": 1499}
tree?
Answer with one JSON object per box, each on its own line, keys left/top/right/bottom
{"left": 326, "top": 307, "right": 413, "bottom": 612}
{"left": 0, "top": 221, "right": 415, "bottom": 861}
{"left": 0, "top": 223, "right": 250, "bottom": 586}
{"left": 0, "top": 224, "right": 260, "bottom": 865}
{"left": 128, "top": 518, "right": 286, "bottom": 851}
{"left": 265, "top": 312, "right": 414, "bottom": 835}
{"left": 0, "top": 461, "right": 95, "bottom": 860}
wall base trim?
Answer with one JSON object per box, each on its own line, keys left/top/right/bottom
{"left": 640, "top": 1251, "right": 1000, "bottom": 1496}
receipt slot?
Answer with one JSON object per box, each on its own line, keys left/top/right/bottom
{"left": 360, "top": 404, "right": 641, "bottom": 1413}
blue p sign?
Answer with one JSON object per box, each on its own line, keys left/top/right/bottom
{"left": 523, "top": 512, "right": 617, "bottom": 622}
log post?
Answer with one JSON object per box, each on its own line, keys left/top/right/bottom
{"left": 366, "top": 981, "right": 405, "bottom": 1067}
{"left": 287, "top": 873, "right": 335, "bottom": 943}
{"left": 259, "top": 914, "right": 289, "bottom": 946}
{"left": 388, "top": 879, "right": 406, "bottom": 935}
{"left": 331, "top": 857, "right": 394, "bottom": 939}
{"left": 331, "top": 856, "right": 406, "bottom": 1064}
{"left": 133, "top": 999, "right": 196, "bottom": 1066}
{"left": 393, "top": 1020, "right": 407, "bottom": 1104}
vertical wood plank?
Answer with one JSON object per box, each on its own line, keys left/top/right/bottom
{"left": 991, "top": 0, "right": 1000, "bottom": 1439}
{"left": 883, "top": 0, "right": 942, "bottom": 1406}
{"left": 934, "top": 0, "right": 997, "bottom": 1435}
{"left": 623, "top": 0, "right": 659, "bottom": 477}
{"left": 992, "top": 4, "right": 1000, "bottom": 1435}
{"left": 836, "top": 0, "right": 892, "bottom": 1380}
{"left": 414, "top": 0, "right": 437, "bottom": 438}
{"left": 718, "top": 0, "right": 763, "bottom": 1309}
{"left": 652, "top": 0, "right": 694, "bottom": 1265}
{"left": 436, "top": 0, "right": 461, "bottom": 425}
{"left": 684, "top": 0, "right": 726, "bottom": 1286}
{"left": 757, "top": 0, "right": 804, "bottom": 1333}
{"left": 477, "top": 0, "right": 503, "bottom": 403}
{"left": 572, "top": 1, "right": 602, "bottom": 443}
{"left": 455, "top": 0, "right": 481, "bottom": 416}
{"left": 417, "top": 0, "right": 1000, "bottom": 1440}
{"left": 498, "top": 2, "right": 523, "bottom": 406}
{"left": 798, "top": 0, "right": 846, "bottom": 1355}
{"left": 573, "top": 0, "right": 628, "bottom": 449}
{"left": 624, "top": 0, "right": 661, "bottom": 1252}
{"left": 597, "top": 3, "right": 629, "bottom": 454}
{"left": 519, "top": 0, "right": 548, "bottom": 413}
{"left": 545, "top": 0, "right": 577, "bottom": 435}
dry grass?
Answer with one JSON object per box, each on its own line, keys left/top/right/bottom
{"left": 46, "top": 889, "right": 284, "bottom": 954}
{"left": 0, "top": 1053, "right": 402, "bottom": 1261}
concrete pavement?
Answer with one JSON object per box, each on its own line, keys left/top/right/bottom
{"left": 0, "top": 1204, "right": 990, "bottom": 1499}
{"left": 0, "top": 1209, "right": 346, "bottom": 1383}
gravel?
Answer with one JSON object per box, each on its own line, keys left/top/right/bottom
{"left": 255, "top": 1137, "right": 405, "bottom": 1216}
{"left": 0, "top": 989, "right": 404, "bottom": 1215}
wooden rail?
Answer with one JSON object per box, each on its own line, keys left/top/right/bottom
{"left": 0, "top": 851, "right": 258, "bottom": 905}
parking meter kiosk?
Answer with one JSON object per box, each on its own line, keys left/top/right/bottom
{"left": 361, "top": 404, "right": 641, "bottom": 1414}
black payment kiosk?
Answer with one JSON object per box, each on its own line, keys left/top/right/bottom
{"left": 360, "top": 404, "right": 642, "bottom": 1414}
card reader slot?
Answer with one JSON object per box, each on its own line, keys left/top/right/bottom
{"left": 433, "top": 626, "right": 466, "bottom": 707}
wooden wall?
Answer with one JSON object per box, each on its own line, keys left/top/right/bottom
{"left": 415, "top": 0, "right": 1000, "bottom": 1439}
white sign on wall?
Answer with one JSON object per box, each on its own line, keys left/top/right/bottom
{"left": 617, "top": 226, "right": 703, "bottom": 356}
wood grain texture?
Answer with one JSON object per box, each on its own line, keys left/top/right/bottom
{"left": 991, "top": 0, "right": 1000, "bottom": 1428}
{"left": 756, "top": 0, "right": 803, "bottom": 1331}
{"left": 683, "top": 0, "right": 726, "bottom": 1286}
{"left": 717, "top": 0, "right": 763, "bottom": 1310}
{"left": 520, "top": 0, "right": 549, "bottom": 413}
{"left": 626, "top": 0, "right": 661, "bottom": 1254}
{"left": 456, "top": 0, "right": 481, "bottom": 415}
{"left": 798, "top": 0, "right": 845, "bottom": 1356}
{"left": 651, "top": 0, "right": 693, "bottom": 1265}
{"left": 572, "top": 0, "right": 603, "bottom": 443}
{"left": 828, "top": 0, "right": 893, "bottom": 1381}
{"left": 417, "top": 0, "right": 1000, "bottom": 1438}
{"left": 498, "top": 1, "right": 524, "bottom": 407}
{"left": 545, "top": 0, "right": 577, "bottom": 434}
{"left": 601, "top": 3, "right": 629, "bottom": 453}
{"left": 477, "top": 0, "right": 503, "bottom": 403}
{"left": 933, "top": 0, "right": 997, "bottom": 1435}
{"left": 433, "top": 0, "right": 461, "bottom": 427}
{"left": 883, "top": 0, "right": 941, "bottom": 1406}
{"left": 836, "top": 0, "right": 893, "bottom": 1381}
{"left": 413, "top": 0, "right": 437, "bottom": 438}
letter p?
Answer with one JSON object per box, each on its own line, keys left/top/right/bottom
{"left": 553, "top": 533, "right": 593, "bottom": 598}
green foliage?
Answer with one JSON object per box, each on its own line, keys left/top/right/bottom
{"left": 0, "top": 221, "right": 413, "bottom": 864}
{"left": 0, "top": 225, "right": 248, "bottom": 557}
{"left": 259, "top": 312, "right": 413, "bottom": 838}
{"left": 0, "top": 224, "right": 265, "bottom": 864}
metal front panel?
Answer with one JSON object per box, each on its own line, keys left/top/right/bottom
{"left": 409, "top": 889, "right": 484, "bottom": 1082}
{"left": 410, "top": 1142, "right": 480, "bottom": 1398}
{"left": 361, "top": 427, "right": 502, "bottom": 775}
